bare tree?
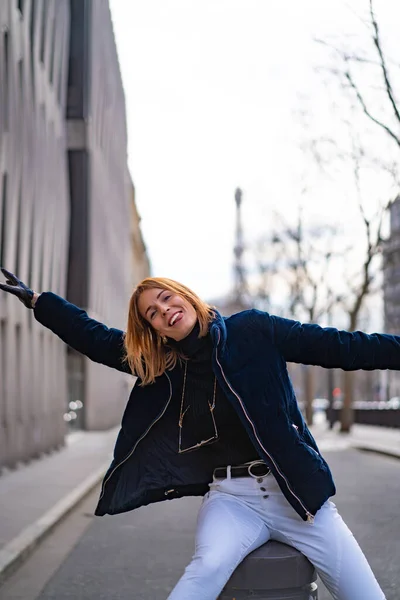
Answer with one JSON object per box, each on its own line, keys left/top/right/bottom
{"left": 336, "top": 140, "right": 390, "bottom": 432}
{"left": 253, "top": 207, "right": 344, "bottom": 425}
{"left": 302, "top": 116, "right": 393, "bottom": 430}
{"left": 312, "top": 0, "right": 400, "bottom": 430}
{"left": 315, "top": 0, "right": 400, "bottom": 153}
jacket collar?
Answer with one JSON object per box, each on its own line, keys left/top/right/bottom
{"left": 121, "top": 310, "right": 227, "bottom": 438}
{"left": 209, "top": 309, "right": 227, "bottom": 351}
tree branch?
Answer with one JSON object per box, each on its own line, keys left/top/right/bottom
{"left": 369, "top": 0, "right": 400, "bottom": 125}
{"left": 344, "top": 69, "right": 400, "bottom": 149}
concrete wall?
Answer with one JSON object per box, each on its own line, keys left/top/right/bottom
{"left": 66, "top": 0, "right": 135, "bottom": 430}
{"left": 0, "top": 0, "right": 71, "bottom": 467}
{"left": 383, "top": 195, "right": 400, "bottom": 399}
{"left": 130, "top": 182, "right": 151, "bottom": 285}
{"left": 0, "top": 0, "right": 150, "bottom": 466}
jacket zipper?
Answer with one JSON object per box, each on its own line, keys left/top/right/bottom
{"left": 215, "top": 331, "right": 315, "bottom": 524}
{"left": 98, "top": 373, "right": 173, "bottom": 503}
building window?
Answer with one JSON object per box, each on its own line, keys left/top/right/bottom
{"left": 27, "top": 210, "right": 34, "bottom": 291}
{"left": 0, "top": 174, "right": 8, "bottom": 266}
{"left": 30, "top": 1, "right": 36, "bottom": 46}
{"left": 391, "top": 201, "right": 400, "bottom": 233}
{"left": 15, "top": 180, "right": 23, "bottom": 275}
{"left": 3, "top": 31, "right": 9, "bottom": 131}
{"left": 0, "top": 321, "right": 6, "bottom": 426}
{"left": 18, "top": 58, "right": 23, "bottom": 95}
{"left": 40, "top": 0, "right": 48, "bottom": 64}
{"left": 49, "top": 14, "right": 57, "bottom": 84}
{"left": 29, "top": 4, "right": 36, "bottom": 105}
{"left": 15, "top": 324, "right": 22, "bottom": 421}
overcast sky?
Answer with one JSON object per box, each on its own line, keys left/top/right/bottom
{"left": 109, "top": 0, "right": 399, "bottom": 303}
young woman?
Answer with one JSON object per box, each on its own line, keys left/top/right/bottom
{"left": 0, "top": 267, "right": 390, "bottom": 600}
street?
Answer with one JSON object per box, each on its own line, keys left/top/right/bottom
{"left": 1, "top": 447, "right": 399, "bottom": 600}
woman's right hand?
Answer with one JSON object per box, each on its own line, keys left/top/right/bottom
{"left": 0, "top": 268, "right": 37, "bottom": 308}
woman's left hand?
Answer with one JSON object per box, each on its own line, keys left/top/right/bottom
{"left": 0, "top": 268, "right": 36, "bottom": 308}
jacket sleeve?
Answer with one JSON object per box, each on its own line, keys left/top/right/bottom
{"left": 34, "top": 292, "right": 131, "bottom": 374}
{"left": 251, "top": 309, "right": 400, "bottom": 371}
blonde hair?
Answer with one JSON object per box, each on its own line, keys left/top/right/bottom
{"left": 124, "top": 277, "right": 215, "bottom": 385}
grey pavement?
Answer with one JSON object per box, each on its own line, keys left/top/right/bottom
{"left": 0, "top": 417, "right": 399, "bottom": 586}
{"left": 28, "top": 448, "right": 400, "bottom": 599}
{"left": 310, "top": 419, "right": 400, "bottom": 458}
{"left": 0, "top": 427, "right": 118, "bottom": 580}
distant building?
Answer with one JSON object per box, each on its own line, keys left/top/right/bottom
{"left": 382, "top": 194, "right": 400, "bottom": 398}
{"left": 0, "top": 0, "right": 149, "bottom": 468}
{"left": 383, "top": 196, "right": 400, "bottom": 333}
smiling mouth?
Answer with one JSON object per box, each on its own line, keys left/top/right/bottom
{"left": 169, "top": 311, "right": 183, "bottom": 326}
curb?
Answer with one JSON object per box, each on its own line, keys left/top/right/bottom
{"left": 0, "top": 461, "right": 109, "bottom": 583}
{"left": 353, "top": 443, "right": 400, "bottom": 460}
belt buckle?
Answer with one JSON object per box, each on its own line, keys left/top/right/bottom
{"left": 213, "top": 466, "right": 229, "bottom": 480}
{"left": 247, "top": 460, "right": 269, "bottom": 478}
{"left": 213, "top": 468, "right": 222, "bottom": 480}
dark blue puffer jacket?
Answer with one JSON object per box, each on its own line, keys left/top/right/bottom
{"left": 34, "top": 292, "right": 400, "bottom": 522}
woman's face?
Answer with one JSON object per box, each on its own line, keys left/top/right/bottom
{"left": 138, "top": 287, "right": 197, "bottom": 341}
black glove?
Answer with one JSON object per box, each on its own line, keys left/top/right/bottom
{"left": 0, "top": 268, "right": 35, "bottom": 309}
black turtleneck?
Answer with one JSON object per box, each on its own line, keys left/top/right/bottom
{"left": 165, "top": 322, "right": 259, "bottom": 476}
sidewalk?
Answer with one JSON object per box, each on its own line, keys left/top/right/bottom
{"left": 0, "top": 420, "right": 399, "bottom": 583}
{"left": 0, "top": 427, "right": 118, "bottom": 582}
{"left": 310, "top": 420, "right": 400, "bottom": 458}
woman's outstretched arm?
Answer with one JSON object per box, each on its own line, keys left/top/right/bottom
{"left": 0, "top": 268, "right": 131, "bottom": 374}
{"left": 250, "top": 308, "right": 400, "bottom": 371}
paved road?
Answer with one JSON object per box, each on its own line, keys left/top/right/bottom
{"left": 2, "top": 448, "right": 400, "bottom": 600}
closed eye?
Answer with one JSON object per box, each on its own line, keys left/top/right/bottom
{"left": 148, "top": 293, "right": 171, "bottom": 320}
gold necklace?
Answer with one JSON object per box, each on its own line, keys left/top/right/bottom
{"left": 178, "top": 361, "right": 218, "bottom": 454}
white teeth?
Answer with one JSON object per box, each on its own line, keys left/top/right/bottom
{"left": 170, "top": 312, "right": 181, "bottom": 326}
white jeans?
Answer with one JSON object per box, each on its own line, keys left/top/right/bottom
{"left": 168, "top": 467, "right": 386, "bottom": 600}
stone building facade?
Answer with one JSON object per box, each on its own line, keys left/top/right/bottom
{"left": 130, "top": 181, "right": 151, "bottom": 285}
{"left": 382, "top": 195, "right": 400, "bottom": 399}
{"left": 0, "top": 0, "right": 149, "bottom": 468}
